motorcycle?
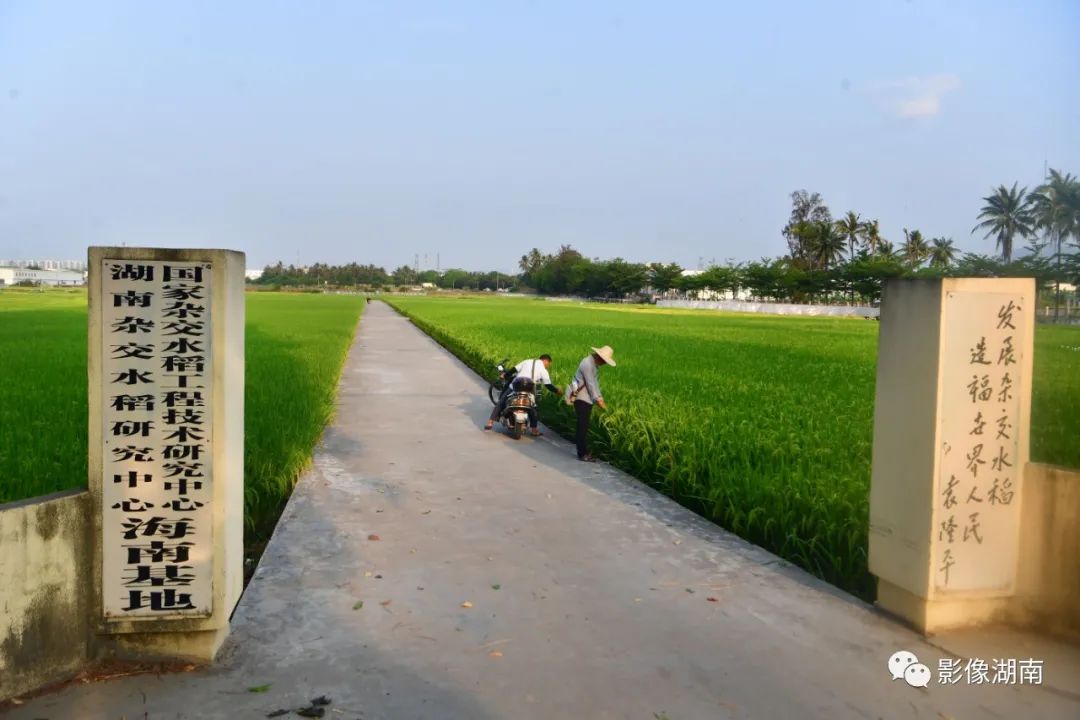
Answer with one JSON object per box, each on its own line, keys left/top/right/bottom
{"left": 488, "top": 358, "right": 515, "bottom": 405}
{"left": 489, "top": 358, "right": 537, "bottom": 439}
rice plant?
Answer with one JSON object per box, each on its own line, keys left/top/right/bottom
{"left": 0, "top": 289, "right": 365, "bottom": 547}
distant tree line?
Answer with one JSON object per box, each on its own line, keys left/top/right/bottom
{"left": 253, "top": 166, "right": 1079, "bottom": 308}
{"left": 515, "top": 167, "right": 1079, "bottom": 305}
{"left": 254, "top": 261, "right": 516, "bottom": 291}
{"left": 514, "top": 243, "right": 1066, "bottom": 305}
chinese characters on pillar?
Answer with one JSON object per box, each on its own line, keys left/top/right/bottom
{"left": 936, "top": 294, "right": 1025, "bottom": 592}
{"left": 101, "top": 260, "right": 213, "bottom": 617}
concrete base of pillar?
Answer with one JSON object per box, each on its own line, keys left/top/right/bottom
{"left": 876, "top": 579, "right": 1013, "bottom": 635}
{"left": 100, "top": 626, "right": 230, "bottom": 664}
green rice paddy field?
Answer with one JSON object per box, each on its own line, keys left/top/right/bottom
{"left": 0, "top": 289, "right": 365, "bottom": 545}
{"left": 388, "top": 296, "right": 1080, "bottom": 599}
{"left": 2, "top": 290, "right": 1076, "bottom": 598}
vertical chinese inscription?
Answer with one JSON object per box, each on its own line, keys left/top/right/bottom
{"left": 935, "top": 293, "right": 1024, "bottom": 592}
{"left": 101, "top": 260, "right": 213, "bottom": 617}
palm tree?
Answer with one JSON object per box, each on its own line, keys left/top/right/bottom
{"left": 835, "top": 211, "right": 866, "bottom": 261}
{"left": 863, "top": 219, "right": 883, "bottom": 255}
{"left": 901, "top": 228, "right": 930, "bottom": 268}
{"left": 876, "top": 239, "right": 899, "bottom": 262}
{"left": 810, "top": 221, "right": 847, "bottom": 269}
{"left": 929, "top": 237, "right": 958, "bottom": 268}
{"left": 1029, "top": 169, "right": 1080, "bottom": 316}
{"left": 972, "top": 183, "right": 1035, "bottom": 263}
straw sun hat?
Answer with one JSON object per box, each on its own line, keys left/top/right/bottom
{"left": 591, "top": 345, "right": 617, "bottom": 367}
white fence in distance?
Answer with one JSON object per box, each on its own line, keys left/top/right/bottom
{"left": 657, "top": 299, "right": 880, "bottom": 318}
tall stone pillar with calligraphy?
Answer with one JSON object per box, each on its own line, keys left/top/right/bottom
{"left": 869, "top": 277, "right": 1034, "bottom": 634}
{"left": 88, "top": 247, "right": 244, "bottom": 661}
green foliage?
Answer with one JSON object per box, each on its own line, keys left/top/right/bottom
{"left": 253, "top": 261, "right": 515, "bottom": 292}
{"left": 257, "top": 261, "right": 390, "bottom": 287}
{"left": 835, "top": 210, "right": 867, "bottom": 262}
{"left": 511, "top": 174, "right": 1072, "bottom": 306}
{"left": 901, "top": 228, "right": 930, "bottom": 268}
{"left": 782, "top": 190, "right": 832, "bottom": 261}
{"left": 648, "top": 262, "right": 684, "bottom": 293}
{"left": 929, "top": 237, "right": 958, "bottom": 268}
{"left": 517, "top": 245, "right": 649, "bottom": 298}
{"left": 435, "top": 268, "right": 515, "bottom": 291}
{"left": 1029, "top": 169, "right": 1079, "bottom": 257}
{"left": 417, "top": 269, "right": 440, "bottom": 284}
{"left": 392, "top": 264, "right": 419, "bottom": 285}
{"left": 972, "top": 183, "right": 1036, "bottom": 262}
{"left": 386, "top": 296, "right": 1080, "bottom": 601}
{"left": 803, "top": 221, "right": 848, "bottom": 269}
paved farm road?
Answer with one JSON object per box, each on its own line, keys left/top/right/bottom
{"left": 10, "top": 301, "right": 1077, "bottom": 720}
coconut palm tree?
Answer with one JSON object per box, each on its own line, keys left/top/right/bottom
{"left": 1029, "top": 169, "right": 1080, "bottom": 317}
{"left": 929, "top": 237, "right": 958, "bottom": 268}
{"left": 785, "top": 220, "right": 814, "bottom": 268}
{"left": 901, "top": 228, "right": 930, "bottom": 268}
{"left": 972, "top": 183, "right": 1035, "bottom": 263}
{"left": 810, "top": 221, "right": 848, "bottom": 269}
{"left": 876, "top": 239, "right": 899, "bottom": 262}
{"left": 835, "top": 211, "right": 866, "bottom": 261}
{"left": 863, "top": 219, "right": 883, "bottom": 256}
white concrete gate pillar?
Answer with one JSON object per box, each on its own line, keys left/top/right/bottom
{"left": 88, "top": 247, "right": 245, "bottom": 661}
{"left": 869, "top": 278, "right": 1034, "bottom": 633}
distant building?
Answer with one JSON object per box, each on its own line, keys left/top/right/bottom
{"left": 0, "top": 267, "right": 85, "bottom": 286}
{"left": 245, "top": 269, "right": 264, "bottom": 281}
{"left": 1, "top": 259, "right": 87, "bottom": 271}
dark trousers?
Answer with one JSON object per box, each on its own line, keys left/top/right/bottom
{"left": 574, "top": 399, "right": 593, "bottom": 458}
{"left": 489, "top": 384, "right": 512, "bottom": 422}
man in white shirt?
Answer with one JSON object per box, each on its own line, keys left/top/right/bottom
{"left": 485, "top": 354, "right": 563, "bottom": 435}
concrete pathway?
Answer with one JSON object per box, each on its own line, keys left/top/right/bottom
{"left": 9, "top": 302, "right": 1078, "bottom": 719}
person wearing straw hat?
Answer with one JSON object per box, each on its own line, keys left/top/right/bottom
{"left": 565, "top": 345, "right": 615, "bottom": 462}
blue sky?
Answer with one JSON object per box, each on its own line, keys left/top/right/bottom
{"left": 1, "top": 1, "right": 1077, "bottom": 272}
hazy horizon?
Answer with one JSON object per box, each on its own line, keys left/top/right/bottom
{"left": 2, "top": 1, "right": 1078, "bottom": 273}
